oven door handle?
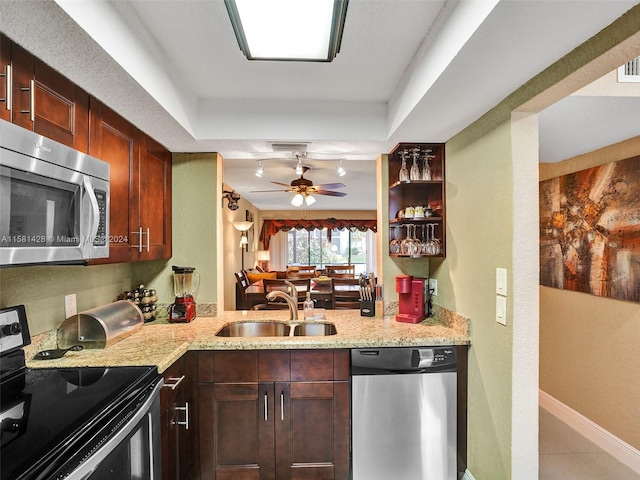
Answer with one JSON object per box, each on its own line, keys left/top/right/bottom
{"left": 56, "top": 380, "right": 163, "bottom": 480}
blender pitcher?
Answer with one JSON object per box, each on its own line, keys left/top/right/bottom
{"left": 170, "top": 265, "right": 200, "bottom": 322}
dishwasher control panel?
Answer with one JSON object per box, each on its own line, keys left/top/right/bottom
{"left": 351, "top": 346, "right": 457, "bottom": 374}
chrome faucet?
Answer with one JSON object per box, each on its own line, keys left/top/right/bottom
{"left": 266, "top": 288, "right": 299, "bottom": 321}
{"left": 283, "top": 280, "right": 297, "bottom": 298}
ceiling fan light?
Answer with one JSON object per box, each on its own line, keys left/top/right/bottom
{"left": 305, "top": 194, "right": 316, "bottom": 206}
{"left": 291, "top": 193, "right": 304, "bottom": 207}
{"left": 255, "top": 161, "right": 264, "bottom": 177}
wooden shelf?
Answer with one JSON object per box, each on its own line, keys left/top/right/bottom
{"left": 387, "top": 142, "right": 446, "bottom": 258}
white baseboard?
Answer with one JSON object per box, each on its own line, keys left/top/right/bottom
{"left": 539, "top": 390, "right": 640, "bottom": 474}
{"left": 460, "top": 469, "right": 476, "bottom": 480}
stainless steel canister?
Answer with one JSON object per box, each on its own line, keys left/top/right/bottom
{"left": 57, "top": 300, "right": 143, "bottom": 349}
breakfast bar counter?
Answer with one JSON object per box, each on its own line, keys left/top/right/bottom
{"left": 25, "top": 307, "right": 470, "bottom": 372}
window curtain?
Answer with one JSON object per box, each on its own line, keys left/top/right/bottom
{"left": 268, "top": 231, "right": 288, "bottom": 271}
{"left": 260, "top": 218, "right": 377, "bottom": 250}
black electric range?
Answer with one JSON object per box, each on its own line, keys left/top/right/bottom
{"left": 0, "top": 305, "right": 162, "bottom": 480}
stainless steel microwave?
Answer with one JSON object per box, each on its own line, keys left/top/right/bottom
{"left": 0, "top": 120, "right": 110, "bottom": 266}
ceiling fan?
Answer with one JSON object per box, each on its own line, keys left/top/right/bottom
{"left": 251, "top": 165, "right": 347, "bottom": 206}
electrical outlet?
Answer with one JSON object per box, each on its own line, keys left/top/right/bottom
{"left": 64, "top": 293, "right": 77, "bottom": 318}
{"left": 428, "top": 278, "right": 437, "bottom": 296}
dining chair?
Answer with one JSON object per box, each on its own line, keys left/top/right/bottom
{"left": 260, "top": 278, "right": 311, "bottom": 309}
{"left": 331, "top": 278, "right": 361, "bottom": 309}
{"left": 286, "top": 265, "right": 317, "bottom": 279}
{"left": 234, "top": 272, "right": 250, "bottom": 309}
{"left": 325, "top": 265, "right": 355, "bottom": 278}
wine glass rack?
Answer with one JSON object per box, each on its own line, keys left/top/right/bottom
{"left": 388, "top": 143, "right": 446, "bottom": 258}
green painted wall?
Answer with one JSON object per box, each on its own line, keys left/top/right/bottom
{"left": 0, "top": 263, "right": 134, "bottom": 335}
{"left": 444, "top": 123, "right": 515, "bottom": 479}
{"left": 133, "top": 152, "right": 220, "bottom": 308}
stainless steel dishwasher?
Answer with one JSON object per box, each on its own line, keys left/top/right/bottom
{"left": 351, "top": 346, "right": 457, "bottom": 480}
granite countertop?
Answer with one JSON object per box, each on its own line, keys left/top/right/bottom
{"left": 25, "top": 307, "right": 470, "bottom": 373}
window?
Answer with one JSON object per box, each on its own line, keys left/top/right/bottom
{"left": 287, "top": 228, "right": 368, "bottom": 275}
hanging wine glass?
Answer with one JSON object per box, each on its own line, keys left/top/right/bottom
{"left": 431, "top": 223, "right": 442, "bottom": 255}
{"left": 400, "top": 224, "right": 413, "bottom": 255}
{"left": 422, "top": 149, "right": 433, "bottom": 181}
{"left": 390, "top": 226, "right": 401, "bottom": 254}
{"left": 399, "top": 150, "right": 410, "bottom": 182}
{"left": 409, "top": 148, "right": 421, "bottom": 181}
{"left": 420, "top": 224, "right": 429, "bottom": 254}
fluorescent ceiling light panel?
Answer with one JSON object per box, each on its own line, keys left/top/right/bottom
{"left": 226, "top": 0, "right": 348, "bottom": 61}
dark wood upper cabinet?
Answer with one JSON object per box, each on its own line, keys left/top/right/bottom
{"left": 1, "top": 35, "right": 171, "bottom": 265}
{"left": 136, "top": 131, "right": 172, "bottom": 261}
{"left": 8, "top": 38, "right": 89, "bottom": 153}
{"left": 0, "top": 33, "right": 10, "bottom": 122}
{"left": 89, "top": 97, "right": 171, "bottom": 264}
{"left": 89, "top": 99, "right": 137, "bottom": 264}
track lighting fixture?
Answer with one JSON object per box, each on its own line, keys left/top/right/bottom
{"left": 336, "top": 160, "right": 346, "bottom": 176}
{"left": 255, "top": 161, "right": 264, "bottom": 177}
{"left": 295, "top": 156, "right": 304, "bottom": 175}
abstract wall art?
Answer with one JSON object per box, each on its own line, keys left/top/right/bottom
{"left": 540, "top": 155, "right": 640, "bottom": 302}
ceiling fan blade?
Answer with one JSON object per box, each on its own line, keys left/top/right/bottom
{"left": 314, "top": 190, "right": 347, "bottom": 197}
{"left": 270, "top": 181, "right": 292, "bottom": 187}
{"left": 250, "top": 189, "right": 292, "bottom": 193}
{"left": 314, "top": 183, "right": 346, "bottom": 190}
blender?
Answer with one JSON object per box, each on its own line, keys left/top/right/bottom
{"left": 170, "top": 265, "right": 200, "bottom": 322}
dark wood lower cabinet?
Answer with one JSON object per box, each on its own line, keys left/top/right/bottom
{"left": 197, "top": 350, "right": 350, "bottom": 480}
{"left": 161, "top": 352, "right": 198, "bottom": 480}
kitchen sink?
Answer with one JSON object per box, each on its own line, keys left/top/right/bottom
{"left": 293, "top": 322, "right": 337, "bottom": 336}
{"left": 215, "top": 321, "right": 291, "bottom": 337}
{"left": 215, "top": 321, "right": 337, "bottom": 337}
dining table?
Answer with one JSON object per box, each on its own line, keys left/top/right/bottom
{"left": 244, "top": 277, "right": 360, "bottom": 309}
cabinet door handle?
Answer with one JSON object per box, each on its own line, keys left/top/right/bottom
{"left": 19, "top": 79, "right": 34, "bottom": 122}
{"left": 2, "top": 64, "right": 11, "bottom": 111}
{"left": 145, "top": 227, "right": 150, "bottom": 252}
{"left": 280, "top": 391, "right": 284, "bottom": 421}
{"left": 174, "top": 402, "right": 190, "bottom": 430}
{"left": 264, "top": 392, "right": 268, "bottom": 421}
{"left": 163, "top": 375, "right": 185, "bottom": 390}
{"left": 131, "top": 227, "right": 144, "bottom": 252}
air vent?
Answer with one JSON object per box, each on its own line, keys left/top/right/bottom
{"left": 617, "top": 57, "right": 640, "bottom": 83}
{"left": 270, "top": 142, "right": 309, "bottom": 152}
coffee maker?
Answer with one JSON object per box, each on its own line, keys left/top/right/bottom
{"left": 395, "top": 275, "right": 428, "bottom": 323}
{"left": 170, "top": 266, "right": 200, "bottom": 323}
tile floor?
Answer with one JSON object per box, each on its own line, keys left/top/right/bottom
{"left": 539, "top": 407, "right": 640, "bottom": 479}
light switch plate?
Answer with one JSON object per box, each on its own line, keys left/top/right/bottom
{"left": 496, "top": 268, "right": 507, "bottom": 296}
{"left": 496, "top": 295, "right": 507, "bottom": 326}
